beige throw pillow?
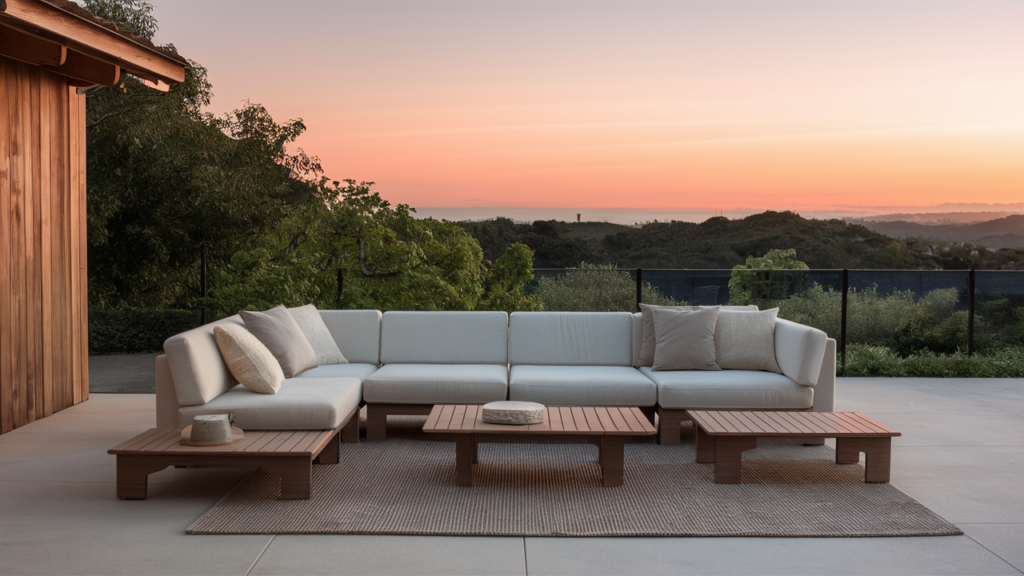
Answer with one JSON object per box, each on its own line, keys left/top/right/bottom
{"left": 240, "top": 305, "right": 318, "bottom": 378}
{"left": 213, "top": 324, "right": 284, "bottom": 394}
{"left": 651, "top": 307, "right": 721, "bottom": 371}
{"left": 288, "top": 305, "right": 347, "bottom": 365}
{"left": 715, "top": 308, "right": 782, "bottom": 373}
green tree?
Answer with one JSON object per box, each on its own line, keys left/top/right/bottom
{"left": 728, "top": 248, "right": 809, "bottom": 305}
{"left": 205, "top": 182, "right": 540, "bottom": 315}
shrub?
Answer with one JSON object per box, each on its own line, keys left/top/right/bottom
{"left": 89, "top": 308, "right": 199, "bottom": 355}
{"left": 538, "top": 263, "right": 682, "bottom": 312}
{"left": 843, "top": 344, "right": 1024, "bottom": 378}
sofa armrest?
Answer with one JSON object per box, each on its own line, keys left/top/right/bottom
{"left": 812, "top": 338, "right": 837, "bottom": 412}
{"left": 774, "top": 318, "right": 828, "bottom": 386}
{"left": 155, "top": 355, "right": 182, "bottom": 428}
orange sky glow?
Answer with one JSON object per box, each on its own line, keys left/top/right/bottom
{"left": 151, "top": 1, "right": 1024, "bottom": 216}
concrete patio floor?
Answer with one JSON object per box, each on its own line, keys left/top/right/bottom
{"left": 3, "top": 377, "right": 1024, "bottom": 575}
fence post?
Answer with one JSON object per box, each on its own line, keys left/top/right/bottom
{"left": 968, "top": 268, "right": 976, "bottom": 357}
{"left": 200, "top": 246, "right": 208, "bottom": 325}
{"left": 635, "top": 268, "right": 642, "bottom": 312}
{"left": 337, "top": 269, "right": 344, "bottom": 306}
{"left": 840, "top": 269, "right": 848, "bottom": 376}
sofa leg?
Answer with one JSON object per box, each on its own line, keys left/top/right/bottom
{"left": 341, "top": 412, "right": 360, "bottom": 443}
{"left": 366, "top": 405, "right": 387, "bottom": 441}
{"left": 658, "top": 408, "right": 685, "bottom": 446}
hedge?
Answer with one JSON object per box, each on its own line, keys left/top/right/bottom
{"left": 89, "top": 308, "right": 199, "bottom": 355}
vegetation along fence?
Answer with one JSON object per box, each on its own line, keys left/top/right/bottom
{"left": 531, "top": 268, "right": 1024, "bottom": 375}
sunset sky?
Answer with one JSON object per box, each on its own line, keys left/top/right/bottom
{"left": 149, "top": 1, "right": 1024, "bottom": 218}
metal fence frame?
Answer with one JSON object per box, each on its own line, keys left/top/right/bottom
{"left": 533, "top": 268, "right": 1008, "bottom": 375}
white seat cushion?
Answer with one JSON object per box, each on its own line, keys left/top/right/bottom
{"left": 509, "top": 365, "right": 657, "bottom": 407}
{"left": 292, "top": 363, "right": 379, "bottom": 381}
{"left": 641, "top": 367, "right": 813, "bottom": 410}
{"left": 178, "top": 378, "right": 362, "bottom": 430}
{"left": 363, "top": 364, "right": 508, "bottom": 404}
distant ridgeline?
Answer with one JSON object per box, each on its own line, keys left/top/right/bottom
{"left": 456, "top": 211, "right": 1024, "bottom": 270}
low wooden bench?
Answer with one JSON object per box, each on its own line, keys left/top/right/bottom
{"left": 108, "top": 418, "right": 357, "bottom": 499}
{"left": 423, "top": 405, "right": 656, "bottom": 487}
{"left": 688, "top": 410, "right": 901, "bottom": 483}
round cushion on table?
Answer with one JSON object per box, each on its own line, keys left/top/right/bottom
{"left": 481, "top": 401, "right": 545, "bottom": 425}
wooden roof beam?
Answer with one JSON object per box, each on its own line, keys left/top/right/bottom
{"left": 0, "top": 21, "right": 66, "bottom": 66}
{"left": 1, "top": 0, "right": 185, "bottom": 84}
{"left": 46, "top": 49, "right": 119, "bottom": 86}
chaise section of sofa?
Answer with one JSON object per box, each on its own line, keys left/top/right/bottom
{"left": 508, "top": 312, "right": 657, "bottom": 414}
{"left": 363, "top": 311, "right": 510, "bottom": 440}
{"left": 156, "top": 310, "right": 383, "bottom": 444}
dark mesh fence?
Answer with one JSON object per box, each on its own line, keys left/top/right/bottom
{"left": 531, "top": 268, "right": 1018, "bottom": 371}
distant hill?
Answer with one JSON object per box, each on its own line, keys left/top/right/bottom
{"left": 457, "top": 211, "right": 1024, "bottom": 270}
{"left": 855, "top": 215, "right": 1024, "bottom": 250}
{"left": 853, "top": 211, "right": 1024, "bottom": 224}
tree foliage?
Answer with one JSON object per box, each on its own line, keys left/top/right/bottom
{"left": 537, "top": 263, "right": 681, "bottom": 312}
{"left": 728, "top": 248, "right": 809, "bottom": 305}
{"left": 203, "top": 181, "right": 540, "bottom": 316}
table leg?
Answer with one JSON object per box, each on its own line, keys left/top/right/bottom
{"left": 263, "top": 457, "right": 312, "bottom": 499}
{"left": 696, "top": 426, "right": 716, "bottom": 463}
{"left": 714, "top": 436, "right": 757, "bottom": 483}
{"left": 836, "top": 437, "right": 892, "bottom": 482}
{"left": 600, "top": 436, "right": 625, "bottom": 487}
{"left": 456, "top": 435, "right": 474, "bottom": 486}
{"left": 472, "top": 436, "right": 479, "bottom": 464}
{"left": 314, "top": 432, "right": 340, "bottom": 465}
{"left": 116, "top": 455, "right": 171, "bottom": 500}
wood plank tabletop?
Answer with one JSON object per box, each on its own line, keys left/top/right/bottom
{"left": 108, "top": 429, "right": 335, "bottom": 457}
{"left": 687, "top": 411, "right": 900, "bottom": 438}
{"left": 423, "top": 405, "right": 657, "bottom": 436}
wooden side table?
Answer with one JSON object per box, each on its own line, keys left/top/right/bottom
{"left": 108, "top": 427, "right": 342, "bottom": 499}
{"left": 688, "top": 410, "right": 901, "bottom": 483}
{"left": 423, "top": 405, "right": 656, "bottom": 487}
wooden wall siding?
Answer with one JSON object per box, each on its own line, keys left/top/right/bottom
{"left": 1, "top": 54, "right": 88, "bottom": 434}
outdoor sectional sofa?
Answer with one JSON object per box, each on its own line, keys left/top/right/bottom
{"left": 156, "top": 309, "right": 835, "bottom": 444}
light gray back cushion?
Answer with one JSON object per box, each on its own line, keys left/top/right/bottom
{"left": 380, "top": 311, "right": 509, "bottom": 365}
{"left": 510, "top": 312, "right": 632, "bottom": 366}
{"left": 318, "top": 310, "right": 383, "bottom": 365}
{"left": 163, "top": 315, "right": 243, "bottom": 406}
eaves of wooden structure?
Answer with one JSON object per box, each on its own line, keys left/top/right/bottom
{"left": 1, "top": 0, "right": 188, "bottom": 433}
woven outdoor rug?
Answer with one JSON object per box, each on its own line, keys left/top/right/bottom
{"left": 187, "top": 418, "right": 960, "bottom": 537}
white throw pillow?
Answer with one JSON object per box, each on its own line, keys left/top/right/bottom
{"left": 714, "top": 308, "right": 782, "bottom": 373}
{"left": 240, "top": 305, "right": 318, "bottom": 378}
{"left": 289, "top": 305, "right": 347, "bottom": 365}
{"left": 213, "top": 324, "right": 284, "bottom": 394}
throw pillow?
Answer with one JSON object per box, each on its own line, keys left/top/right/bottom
{"left": 638, "top": 303, "right": 696, "bottom": 366}
{"left": 288, "top": 304, "right": 348, "bottom": 365}
{"left": 715, "top": 308, "right": 782, "bottom": 373}
{"left": 651, "top": 306, "right": 721, "bottom": 371}
{"left": 213, "top": 324, "right": 284, "bottom": 394}
{"left": 240, "top": 305, "right": 318, "bottom": 378}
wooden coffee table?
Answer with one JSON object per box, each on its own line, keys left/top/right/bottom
{"left": 108, "top": 427, "right": 342, "bottom": 499}
{"left": 688, "top": 410, "right": 901, "bottom": 483}
{"left": 423, "top": 405, "right": 656, "bottom": 487}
